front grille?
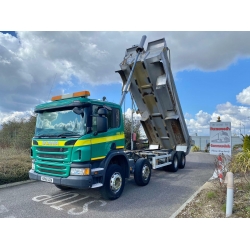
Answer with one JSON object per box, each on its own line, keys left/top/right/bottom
{"left": 37, "top": 153, "right": 66, "bottom": 159}
{"left": 37, "top": 163, "right": 66, "bottom": 175}
{"left": 36, "top": 147, "right": 69, "bottom": 161}
{"left": 37, "top": 147, "right": 67, "bottom": 152}
{"left": 35, "top": 146, "right": 71, "bottom": 177}
{"left": 36, "top": 163, "right": 68, "bottom": 176}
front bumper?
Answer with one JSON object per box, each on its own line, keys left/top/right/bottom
{"left": 29, "top": 170, "right": 93, "bottom": 189}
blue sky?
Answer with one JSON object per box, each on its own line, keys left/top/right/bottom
{"left": 176, "top": 59, "right": 250, "bottom": 114}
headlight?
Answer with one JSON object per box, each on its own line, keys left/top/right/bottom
{"left": 70, "top": 168, "right": 90, "bottom": 176}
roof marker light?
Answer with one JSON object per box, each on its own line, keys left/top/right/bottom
{"left": 51, "top": 90, "right": 90, "bottom": 101}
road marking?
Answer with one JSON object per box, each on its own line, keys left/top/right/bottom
{"left": 32, "top": 192, "right": 71, "bottom": 202}
{"left": 51, "top": 196, "right": 90, "bottom": 211}
{"left": 32, "top": 192, "right": 107, "bottom": 215}
{"left": 43, "top": 193, "right": 79, "bottom": 205}
{"left": 68, "top": 200, "right": 107, "bottom": 215}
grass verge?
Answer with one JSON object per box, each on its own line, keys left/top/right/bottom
{"left": 176, "top": 174, "right": 250, "bottom": 218}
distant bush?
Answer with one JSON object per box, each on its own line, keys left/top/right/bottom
{"left": 192, "top": 145, "right": 200, "bottom": 152}
{"left": 0, "top": 148, "right": 31, "bottom": 185}
{"left": 233, "top": 144, "right": 243, "bottom": 151}
{"left": 0, "top": 115, "right": 36, "bottom": 149}
{"left": 0, "top": 115, "right": 35, "bottom": 185}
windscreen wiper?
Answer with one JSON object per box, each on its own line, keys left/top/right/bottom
{"left": 35, "top": 134, "right": 56, "bottom": 138}
{"left": 57, "top": 132, "right": 80, "bottom": 137}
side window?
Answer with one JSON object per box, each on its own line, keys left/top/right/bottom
{"left": 107, "top": 107, "right": 120, "bottom": 129}
{"left": 107, "top": 110, "right": 112, "bottom": 129}
{"left": 92, "top": 105, "right": 120, "bottom": 131}
{"left": 92, "top": 105, "right": 99, "bottom": 132}
{"left": 112, "top": 108, "right": 120, "bottom": 128}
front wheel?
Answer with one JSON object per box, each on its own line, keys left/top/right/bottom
{"left": 134, "top": 158, "right": 151, "bottom": 186}
{"left": 100, "top": 164, "right": 125, "bottom": 200}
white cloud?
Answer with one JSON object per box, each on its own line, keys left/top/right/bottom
{"left": 236, "top": 86, "right": 250, "bottom": 105}
{"left": 185, "top": 101, "right": 250, "bottom": 136}
{"left": 0, "top": 110, "right": 34, "bottom": 127}
{"left": 124, "top": 108, "right": 141, "bottom": 120}
{"left": 214, "top": 102, "right": 250, "bottom": 122}
{"left": 195, "top": 111, "right": 211, "bottom": 125}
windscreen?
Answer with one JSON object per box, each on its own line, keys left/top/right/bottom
{"left": 35, "top": 108, "right": 87, "bottom": 138}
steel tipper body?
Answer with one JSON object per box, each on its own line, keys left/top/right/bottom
{"left": 116, "top": 37, "right": 193, "bottom": 171}
{"left": 29, "top": 90, "right": 150, "bottom": 200}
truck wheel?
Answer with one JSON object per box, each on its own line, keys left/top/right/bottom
{"left": 177, "top": 151, "right": 186, "bottom": 169}
{"left": 54, "top": 184, "right": 71, "bottom": 190}
{"left": 134, "top": 158, "right": 151, "bottom": 186}
{"left": 100, "top": 164, "right": 125, "bottom": 200}
{"left": 168, "top": 153, "right": 179, "bottom": 172}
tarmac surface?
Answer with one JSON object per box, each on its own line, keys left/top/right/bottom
{"left": 1, "top": 152, "right": 216, "bottom": 218}
{"left": 1, "top": 178, "right": 211, "bottom": 218}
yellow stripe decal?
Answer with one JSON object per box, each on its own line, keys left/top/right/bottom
{"left": 91, "top": 156, "right": 105, "bottom": 161}
{"left": 36, "top": 140, "right": 66, "bottom": 146}
{"left": 74, "top": 139, "right": 91, "bottom": 146}
{"left": 75, "top": 134, "right": 124, "bottom": 146}
{"left": 116, "top": 146, "right": 124, "bottom": 149}
{"left": 35, "top": 134, "right": 124, "bottom": 147}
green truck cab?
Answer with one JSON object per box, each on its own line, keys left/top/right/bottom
{"left": 29, "top": 90, "right": 151, "bottom": 200}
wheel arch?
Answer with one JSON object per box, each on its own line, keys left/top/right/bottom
{"left": 100, "top": 150, "right": 130, "bottom": 181}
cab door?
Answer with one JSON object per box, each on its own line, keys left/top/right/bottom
{"left": 91, "top": 104, "right": 124, "bottom": 161}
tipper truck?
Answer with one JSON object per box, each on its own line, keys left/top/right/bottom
{"left": 29, "top": 36, "right": 193, "bottom": 200}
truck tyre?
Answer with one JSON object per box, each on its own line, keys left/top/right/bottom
{"left": 54, "top": 184, "right": 71, "bottom": 190}
{"left": 177, "top": 151, "right": 186, "bottom": 169}
{"left": 100, "top": 164, "right": 125, "bottom": 200}
{"left": 167, "top": 152, "right": 179, "bottom": 172}
{"left": 134, "top": 158, "right": 151, "bottom": 186}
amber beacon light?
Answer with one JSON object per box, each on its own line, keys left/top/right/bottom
{"left": 51, "top": 91, "right": 90, "bottom": 101}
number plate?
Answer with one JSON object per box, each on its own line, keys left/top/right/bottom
{"left": 41, "top": 176, "right": 53, "bottom": 183}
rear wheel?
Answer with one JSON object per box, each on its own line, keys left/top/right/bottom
{"left": 100, "top": 164, "right": 125, "bottom": 200}
{"left": 134, "top": 158, "right": 151, "bottom": 186}
{"left": 54, "top": 184, "right": 71, "bottom": 190}
{"left": 167, "top": 153, "right": 179, "bottom": 172}
{"left": 177, "top": 151, "right": 186, "bottom": 169}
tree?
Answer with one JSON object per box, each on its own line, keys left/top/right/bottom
{"left": 0, "top": 114, "right": 36, "bottom": 149}
{"left": 123, "top": 116, "right": 142, "bottom": 150}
